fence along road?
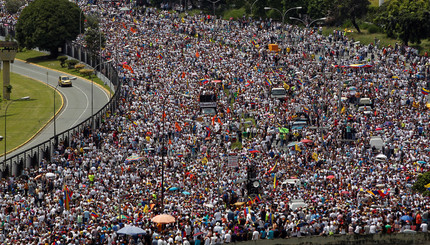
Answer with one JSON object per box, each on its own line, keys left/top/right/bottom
{"left": 6, "top": 59, "right": 110, "bottom": 157}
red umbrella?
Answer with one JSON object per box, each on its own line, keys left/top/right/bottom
{"left": 193, "top": 232, "right": 205, "bottom": 237}
{"left": 326, "top": 175, "right": 335, "bottom": 180}
{"left": 375, "top": 127, "right": 383, "bottom": 131}
{"left": 300, "top": 139, "right": 313, "bottom": 144}
{"left": 341, "top": 191, "right": 349, "bottom": 195}
{"left": 249, "top": 150, "right": 260, "bottom": 154}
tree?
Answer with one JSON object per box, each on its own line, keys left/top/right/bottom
{"left": 375, "top": 0, "right": 430, "bottom": 46}
{"left": 412, "top": 171, "right": 430, "bottom": 196}
{"left": 15, "top": 0, "right": 83, "bottom": 56}
{"left": 84, "top": 27, "right": 106, "bottom": 60}
{"left": 85, "top": 13, "right": 100, "bottom": 30}
{"left": 325, "top": 0, "right": 369, "bottom": 33}
{"left": 5, "top": 0, "right": 25, "bottom": 14}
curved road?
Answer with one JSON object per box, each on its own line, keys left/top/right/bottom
{"left": 8, "top": 59, "right": 110, "bottom": 155}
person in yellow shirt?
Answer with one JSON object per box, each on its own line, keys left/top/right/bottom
{"left": 88, "top": 173, "right": 95, "bottom": 186}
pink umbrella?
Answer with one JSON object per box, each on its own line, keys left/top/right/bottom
{"left": 326, "top": 175, "right": 335, "bottom": 180}
{"left": 212, "top": 80, "right": 222, "bottom": 83}
{"left": 341, "top": 191, "right": 349, "bottom": 195}
{"left": 300, "top": 139, "right": 313, "bottom": 144}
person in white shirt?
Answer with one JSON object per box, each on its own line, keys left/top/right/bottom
{"left": 369, "top": 223, "right": 377, "bottom": 234}
{"left": 204, "top": 236, "right": 211, "bottom": 245}
{"left": 183, "top": 237, "right": 190, "bottom": 245}
{"left": 421, "top": 223, "right": 428, "bottom": 232}
{"left": 252, "top": 228, "right": 260, "bottom": 240}
{"left": 224, "top": 230, "right": 231, "bottom": 243}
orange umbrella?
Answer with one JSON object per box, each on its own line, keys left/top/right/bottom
{"left": 151, "top": 214, "right": 176, "bottom": 224}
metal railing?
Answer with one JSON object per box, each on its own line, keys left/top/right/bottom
{"left": 0, "top": 41, "right": 122, "bottom": 177}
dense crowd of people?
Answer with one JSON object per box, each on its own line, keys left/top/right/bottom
{"left": 1, "top": 0, "right": 430, "bottom": 244}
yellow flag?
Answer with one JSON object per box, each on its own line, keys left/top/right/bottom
{"left": 425, "top": 183, "right": 430, "bottom": 188}
{"left": 143, "top": 204, "right": 149, "bottom": 213}
{"left": 341, "top": 106, "right": 346, "bottom": 114}
{"left": 273, "top": 175, "right": 277, "bottom": 189}
{"left": 312, "top": 152, "right": 318, "bottom": 161}
{"left": 295, "top": 144, "right": 301, "bottom": 152}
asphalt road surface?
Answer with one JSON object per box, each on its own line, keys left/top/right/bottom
{"left": 8, "top": 59, "right": 110, "bottom": 156}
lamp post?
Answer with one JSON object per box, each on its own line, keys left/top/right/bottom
{"left": 53, "top": 83, "right": 60, "bottom": 147}
{"left": 91, "top": 60, "right": 112, "bottom": 131}
{"left": 289, "top": 16, "right": 327, "bottom": 28}
{"left": 207, "top": 0, "right": 221, "bottom": 16}
{"left": 4, "top": 97, "right": 28, "bottom": 163}
{"left": 159, "top": 92, "right": 192, "bottom": 212}
{"left": 250, "top": 0, "right": 259, "bottom": 17}
{"left": 79, "top": 9, "right": 84, "bottom": 35}
{"left": 264, "top": 6, "right": 302, "bottom": 34}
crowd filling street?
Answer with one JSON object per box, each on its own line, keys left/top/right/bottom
{"left": 2, "top": 1, "right": 430, "bottom": 244}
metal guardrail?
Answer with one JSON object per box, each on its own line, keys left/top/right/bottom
{"left": 0, "top": 40, "right": 122, "bottom": 178}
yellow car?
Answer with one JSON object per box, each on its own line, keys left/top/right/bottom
{"left": 58, "top": 75, "right": 75, "bottom": 87}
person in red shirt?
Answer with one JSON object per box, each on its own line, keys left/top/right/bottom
{"left": 416, "top": 212, "right": 422, "bottom": 231}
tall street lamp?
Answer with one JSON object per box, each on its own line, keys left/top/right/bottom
{"left": 289, "top": 16, "right": 327, "bottom": 28}
{"left": 79, "top": 9, "right": 84, "bottom": 35}
{"left": 53, "top": 83, "right": 61, "bottom": 147}
{"left": 91, "top": 60, "right": 112, "bottom": 131}
{"left": 4, "top": 97, "right": 29, "bottom": 163}
{"left": 250, "top": 0, "right": 259, "bottom": 17}
{"left": 207, "top": 0, "right": 221, "bottom": 16}
{"left": 159, "top": 92, "right": 192, "bottom": 212}
{"left": 264, "top": 6, "right": 302, "bottom": 34}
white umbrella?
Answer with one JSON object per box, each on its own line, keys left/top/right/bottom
{"left": 375, "top": 154, "right": 387, "bottom": 162}
{"left": 45, "top": 173, "right": 55, "bottom": 178}
{"left": 120, "top": 7, "right": 130, "bottom": 11}
{"left": 117, "top": 225, "right": 146, "bottom": 235}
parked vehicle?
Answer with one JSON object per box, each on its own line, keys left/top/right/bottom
{"left": 270, "top": 87, "right": 287, "bottom": 100}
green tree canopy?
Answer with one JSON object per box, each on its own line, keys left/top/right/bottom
{"left": 15, "top": 0, "right": 83, "bottom": 56}
{"left": 326, "top": 0, "right": 370, "bottom": 33}
{"left": 412, "top": 171, "right": 430, "bottom": 196}
{"left": 84, "top": 27, "right": 106, "bottom": 59}
{"left": 375, "top": 0, "right": 430, "bottom": 46}
{"left": 5, "top": 0, "right": 25, "bottom": 14}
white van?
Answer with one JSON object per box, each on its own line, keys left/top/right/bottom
{"left": 271, "top": 88, "right": 287, "bottom": 100}
{"left": 359, "top": 97, "right": 372, "bottom": 106}
{"left": 369, "top": 136, "right": 384, "bottom": 150}
{"left": 289, "top": 199, "right": 307, "bottom": 211}
{"left": 282, "top": 179, "right": 301, "bottom": 188}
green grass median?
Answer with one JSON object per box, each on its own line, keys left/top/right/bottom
{"left": 0, "top": 71, "right": 62, "bottom": 155}
{"left": 15, "top": 49, "right": 112, "bottom": 93}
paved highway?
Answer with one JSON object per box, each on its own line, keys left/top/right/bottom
{"left": 8, "top": 59, "right": 110, "bottom": 155}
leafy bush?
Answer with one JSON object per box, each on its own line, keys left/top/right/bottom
{"left": 66, "top": 59, "right": 79, "bottom": 69}
{"left": 367, "top": 24, "right": 380, "bottom": 34}
{"left": 223, "top": 8, "right": 246, "bottom": 20}
{"left": 79, "top": 69, "right": 94, "bottom": 78}
{"left": 74, "top": 64, "right": 85, "bottom": 70}
{"left": 57, "top": 56, "right": 68, "bottom": 68}
{"left": 5, "top": 0, "right": 25, "bottom": 14}
{"left": 412, "top": 171, "right": 430, "bottom": 196}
